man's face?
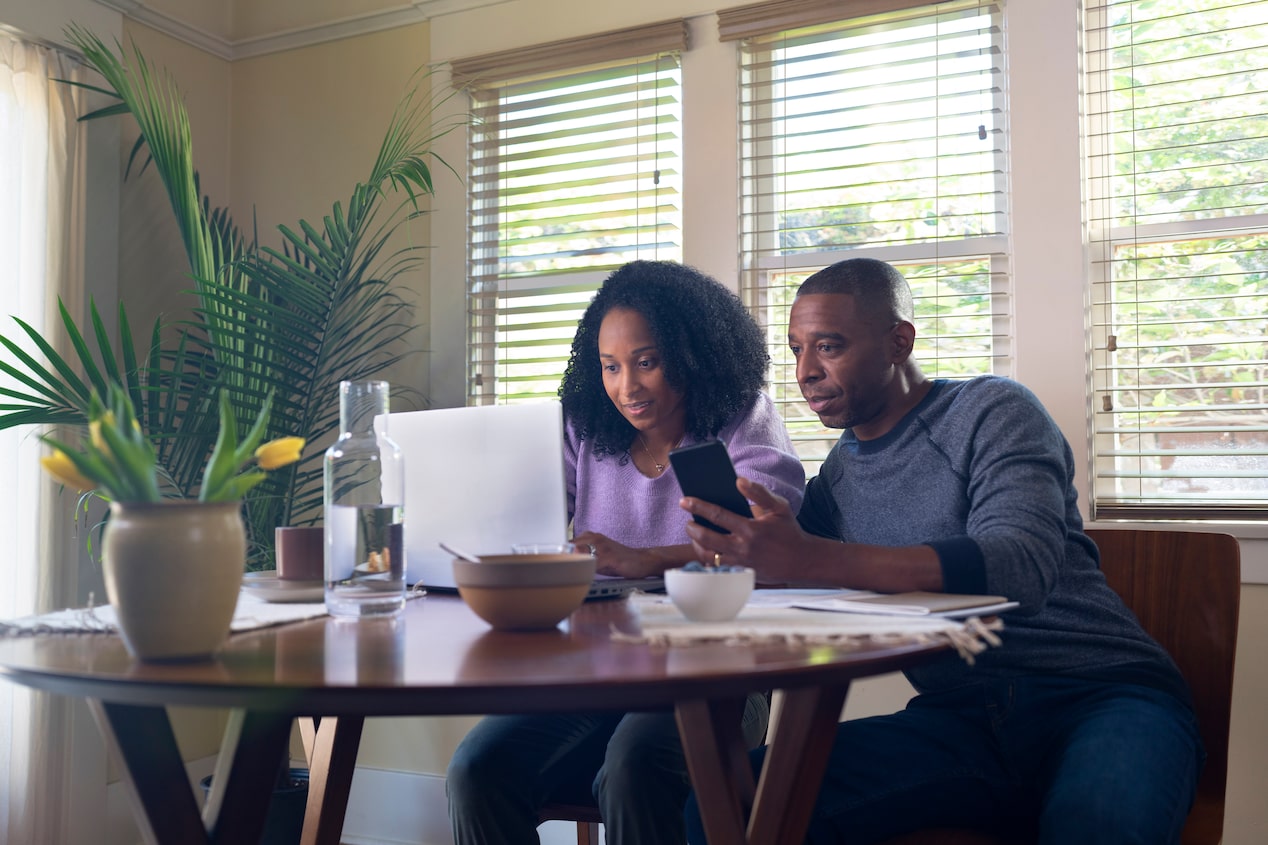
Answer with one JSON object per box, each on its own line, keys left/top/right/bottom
{"left": 788, "top": 293, "right": 902, "bottom": 437}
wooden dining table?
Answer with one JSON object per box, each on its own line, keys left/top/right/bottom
{"left": 0, "top": 593, "right": 953, "bottom": 845}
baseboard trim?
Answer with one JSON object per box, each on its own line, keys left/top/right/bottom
{"left": 339, "top": 768, "right": 593, "bottom": 845}
{"left": 107, "top": 761, "right": 596, "bottom": 845}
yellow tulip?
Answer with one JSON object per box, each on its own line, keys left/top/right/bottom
{"left": 89, "top": 413, "right": 113, "bottom": 451}
{"left": 255, "top": 437, "right": 306, "bottom": 470}
{"left": 88, "top": 411, "right": 139, "bottom": 454}
{"left": 40, "top": 450, "right": 97, "bottom": 492}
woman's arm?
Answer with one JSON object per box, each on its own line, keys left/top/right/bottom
{"left": 573, "top": 531, "right": 697, "bottom": 577}
{"left": 720, "top": 393, "right": 807, "bottom": 512}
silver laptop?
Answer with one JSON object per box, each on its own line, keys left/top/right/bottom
{"left": 379, "top": 401, "right": 665, "bottom": 599}
{"left": 380, "top": 402, "right": 571, "bottom": 589}
{"left": 380, "top": 402, "right": 662, "bottom": 599}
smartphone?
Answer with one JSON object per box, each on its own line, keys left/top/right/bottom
{"left": 668, "top": 440, "right": 753, "bottom": 534}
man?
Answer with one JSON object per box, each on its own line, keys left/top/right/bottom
{"left": 680, "top": 258, "right": 1203, "bottom": 843}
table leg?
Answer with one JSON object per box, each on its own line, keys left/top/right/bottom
{"left": 748, "top": 683, "right": 851, "bottom": 845}
{"left": 676, "top": 696, "right": 754, "bottom": 845}
{"left": 89, "top": 700, "right": 291, "bottom": 845}
{"left": 300, "top": 715, "right": 365, "bottom": 845}
{"left": 298, "top": 714, "right": 319, "bottom": 764}
{"left": 204, "top": 709, "right": 297, "bottom": 844}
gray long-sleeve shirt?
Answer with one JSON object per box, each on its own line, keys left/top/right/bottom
{"left": 797, "top": 376, "right": 1188, "bottom": 701}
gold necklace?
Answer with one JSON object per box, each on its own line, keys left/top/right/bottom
{"left": 637, "top": 433, "right": 669, "bottom": 474}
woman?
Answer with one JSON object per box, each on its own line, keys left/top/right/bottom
{"left": 446, "top": 261, "right": 805, "bottom": 845}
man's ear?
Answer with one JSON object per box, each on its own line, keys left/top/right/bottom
{"left": 890, "top": 320, "right": 916, "bottom": 362}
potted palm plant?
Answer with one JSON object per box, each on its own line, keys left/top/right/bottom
{"left": 0, "top": 26, "right": 460, "bottom": 567}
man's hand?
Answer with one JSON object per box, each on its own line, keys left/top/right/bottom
{"left": 679, "top": 477, "right": 810, "bottom": 583}
{"left": 682, "top": 477, "right": 945, "bottom": 591}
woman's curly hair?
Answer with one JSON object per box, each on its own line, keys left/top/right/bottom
{"left": 559, "top": 260, "right": 770, "bottom": 457}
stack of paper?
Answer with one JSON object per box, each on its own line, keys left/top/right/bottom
{"left": 791, "top": 590, "right": 1017, "bottom": 618}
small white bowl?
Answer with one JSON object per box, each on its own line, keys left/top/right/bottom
{"left": 664, "top": 566, "right": 755, "bottom": 622}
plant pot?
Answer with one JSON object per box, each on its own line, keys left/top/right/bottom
{"left": 200, "top": 767, "right": 309, "bottom": 845}
{"left": 103, "top": 500, "right": 246, "bottom": 661}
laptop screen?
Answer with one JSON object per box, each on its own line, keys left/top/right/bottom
{"left": 379, "top": 402, "right": 570, "bottom": 588}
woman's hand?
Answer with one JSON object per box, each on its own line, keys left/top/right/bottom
{"left": 571, "top": 531, "right": 695, "bottom": 577}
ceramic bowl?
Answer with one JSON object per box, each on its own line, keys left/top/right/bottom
{"left": 664, "top": 566, "right": 756, "bottom": 622}
{"left": 452, "top": 553, "right": 596, "bottom": 631}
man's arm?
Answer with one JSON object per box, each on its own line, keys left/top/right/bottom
{"left": 681, "top": 477, "right": 943, "bottom": 592}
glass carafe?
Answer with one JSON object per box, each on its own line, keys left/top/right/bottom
{"left": 323, "top": 380, "right": 405, "bottom": 617}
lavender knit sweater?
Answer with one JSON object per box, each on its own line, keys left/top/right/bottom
{"left": 564, "top": 392, "right": 805, "bottom": 548}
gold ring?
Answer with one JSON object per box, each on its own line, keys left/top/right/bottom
{"left": 713, "top": 552, "right": 722, "bottom": 568}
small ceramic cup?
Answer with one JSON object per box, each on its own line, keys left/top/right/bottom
{"left": 664, "top": 566, "right": 756, "bottom": 622}
{"left": 275, "top": 525, "right": 325, "bottom": 581}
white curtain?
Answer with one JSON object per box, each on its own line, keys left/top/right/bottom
{"left": 0, "top": 30, "right": 88, "bottom": 843}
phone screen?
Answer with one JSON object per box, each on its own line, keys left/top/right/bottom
{"left": 668, "top": 440, "right": 752, "bottom": 534}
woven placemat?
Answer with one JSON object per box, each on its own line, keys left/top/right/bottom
{"left": 614, "top": 595, "right": 1003, "bottom": 664}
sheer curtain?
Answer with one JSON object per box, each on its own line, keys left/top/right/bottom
{"left": 0, "top": 30, "right": 88, "bottom": 843}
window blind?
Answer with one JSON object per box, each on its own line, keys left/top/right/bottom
{"left": 456, "top": 22, "right": 686, "bottom": 405}
{"left": 1086, "top": 0, "right": 1268, "bottom": 518}
{"left": 730, "top": 0, "right": 1009, "bottom": 473}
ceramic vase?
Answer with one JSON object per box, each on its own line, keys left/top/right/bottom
{"left": 103, "top": 500, "right": 246, "bottom": 661}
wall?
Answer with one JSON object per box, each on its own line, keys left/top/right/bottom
{"left": 231, "top": 0, "right": 404, "bottom": 40}
{"left": 0, "top": 0, "right": 116, "bottom": 44}
{"left": 228, "top": 20, "right": 437, "bottom": 405}
{"left": 1225, "top": 583, "right": 1268, "bottom": 844}
{"left": 115, "top": 20, "right": 232, "bottom": 342}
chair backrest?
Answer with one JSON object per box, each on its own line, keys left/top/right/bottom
{"left": 1085, "top": 528, "right": 1240, "bottom": 845}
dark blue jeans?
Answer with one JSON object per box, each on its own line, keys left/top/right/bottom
{"left": 447, "top": 692, "right": 769, "bottom": 845}
{"left": 685, "top": 676, "right": 1203, "bottom": 845}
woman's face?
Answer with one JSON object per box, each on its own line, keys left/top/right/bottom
{"left": 597, "top": 307, "right": 686, "bottom": 437}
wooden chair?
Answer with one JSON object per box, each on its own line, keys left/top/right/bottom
{"left": 880, "top": 528, "right": 1241, "bottom": 845}
{"left": 538, "top": 802, "right": 602, "bottom": 844}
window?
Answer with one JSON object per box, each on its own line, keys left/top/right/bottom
{"left": 1086, "top": 0, "right": 1268, "bottom": 518}
{"left": 453, "top": 21, "right": 687, "bottom": 404}
{"left": 722, "top": 0, "right": 1010, "bottom": 472}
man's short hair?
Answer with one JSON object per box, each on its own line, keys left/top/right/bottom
{"left": 796, "top": 258, "right": 914, "bottom": 325}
